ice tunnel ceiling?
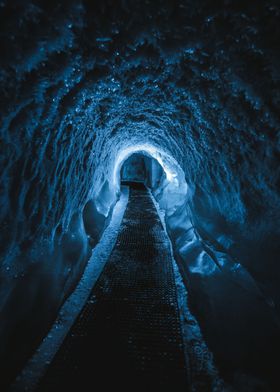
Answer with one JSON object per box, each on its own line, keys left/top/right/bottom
{"left": 0, "top": 0, "right": 280, "bottom": 389}
{"left": 1, "top": 0, "right": 279, "bottom": 238}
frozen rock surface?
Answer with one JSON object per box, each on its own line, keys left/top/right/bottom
{"left": 0, "top": 0, "right": 279, "bottom": 389}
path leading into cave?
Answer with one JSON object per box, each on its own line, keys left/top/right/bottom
{"left": 37, "top": 182, "right": 188, "bottom": 391}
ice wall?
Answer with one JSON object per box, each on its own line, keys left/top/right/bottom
{"left": 151, "top": 169, "right": 280, "bottom": 388}
{"left": 0, "top": 0, "right": 279, "bottom": 388}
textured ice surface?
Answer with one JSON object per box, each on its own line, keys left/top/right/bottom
{"left": 150, "top": 190, "right": 229, "bottom": 391}
{"left": 150, "top": 187, "right": 276, "bottom": 391}
{"left": 0, "top": 0, "right": 280, "bottom": 388}
{"left": 11, "top": 187, "right": 129, "bottom": 391}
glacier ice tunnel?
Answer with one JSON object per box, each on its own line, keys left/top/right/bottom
{"left": 0, "top": 0, "right": 280, "bottom": 390}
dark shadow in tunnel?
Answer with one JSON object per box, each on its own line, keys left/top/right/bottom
{"left": 121, "top": 153, "right": 146, "bottom": 183}
{"left": 120, "top": 152, "right": 164, "bottom": 191}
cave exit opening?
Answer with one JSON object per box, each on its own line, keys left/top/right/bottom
{"left": 120, "top": 153, "right": 164, "bottom": 189}
{"left": 112, "top": 144, "right": 190, "bottom": 219}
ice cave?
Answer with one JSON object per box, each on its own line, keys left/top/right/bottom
{"left": 0, "top": 0, "right": 280, "bottom": 391}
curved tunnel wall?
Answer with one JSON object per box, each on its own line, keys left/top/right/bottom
{"left": 0, "top": 0, "right": 280, "bottom": 388}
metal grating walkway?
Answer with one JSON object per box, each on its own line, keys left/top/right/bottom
{"left": 37, "top": 182, "right": 188, "bottom": 391}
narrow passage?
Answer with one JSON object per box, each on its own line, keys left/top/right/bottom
{"left": 37, "top": 182, "right": 188, "bottom": 391}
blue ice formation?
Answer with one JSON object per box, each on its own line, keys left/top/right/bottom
{"left": 0, "top": 0, "right": 280, "bottom": 389}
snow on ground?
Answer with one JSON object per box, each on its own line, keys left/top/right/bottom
{"left": 11, "top": 187, "right": 129, "bottom": 392}
{"left": 149, "top": 189, "right": 230, "bottom": 392}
